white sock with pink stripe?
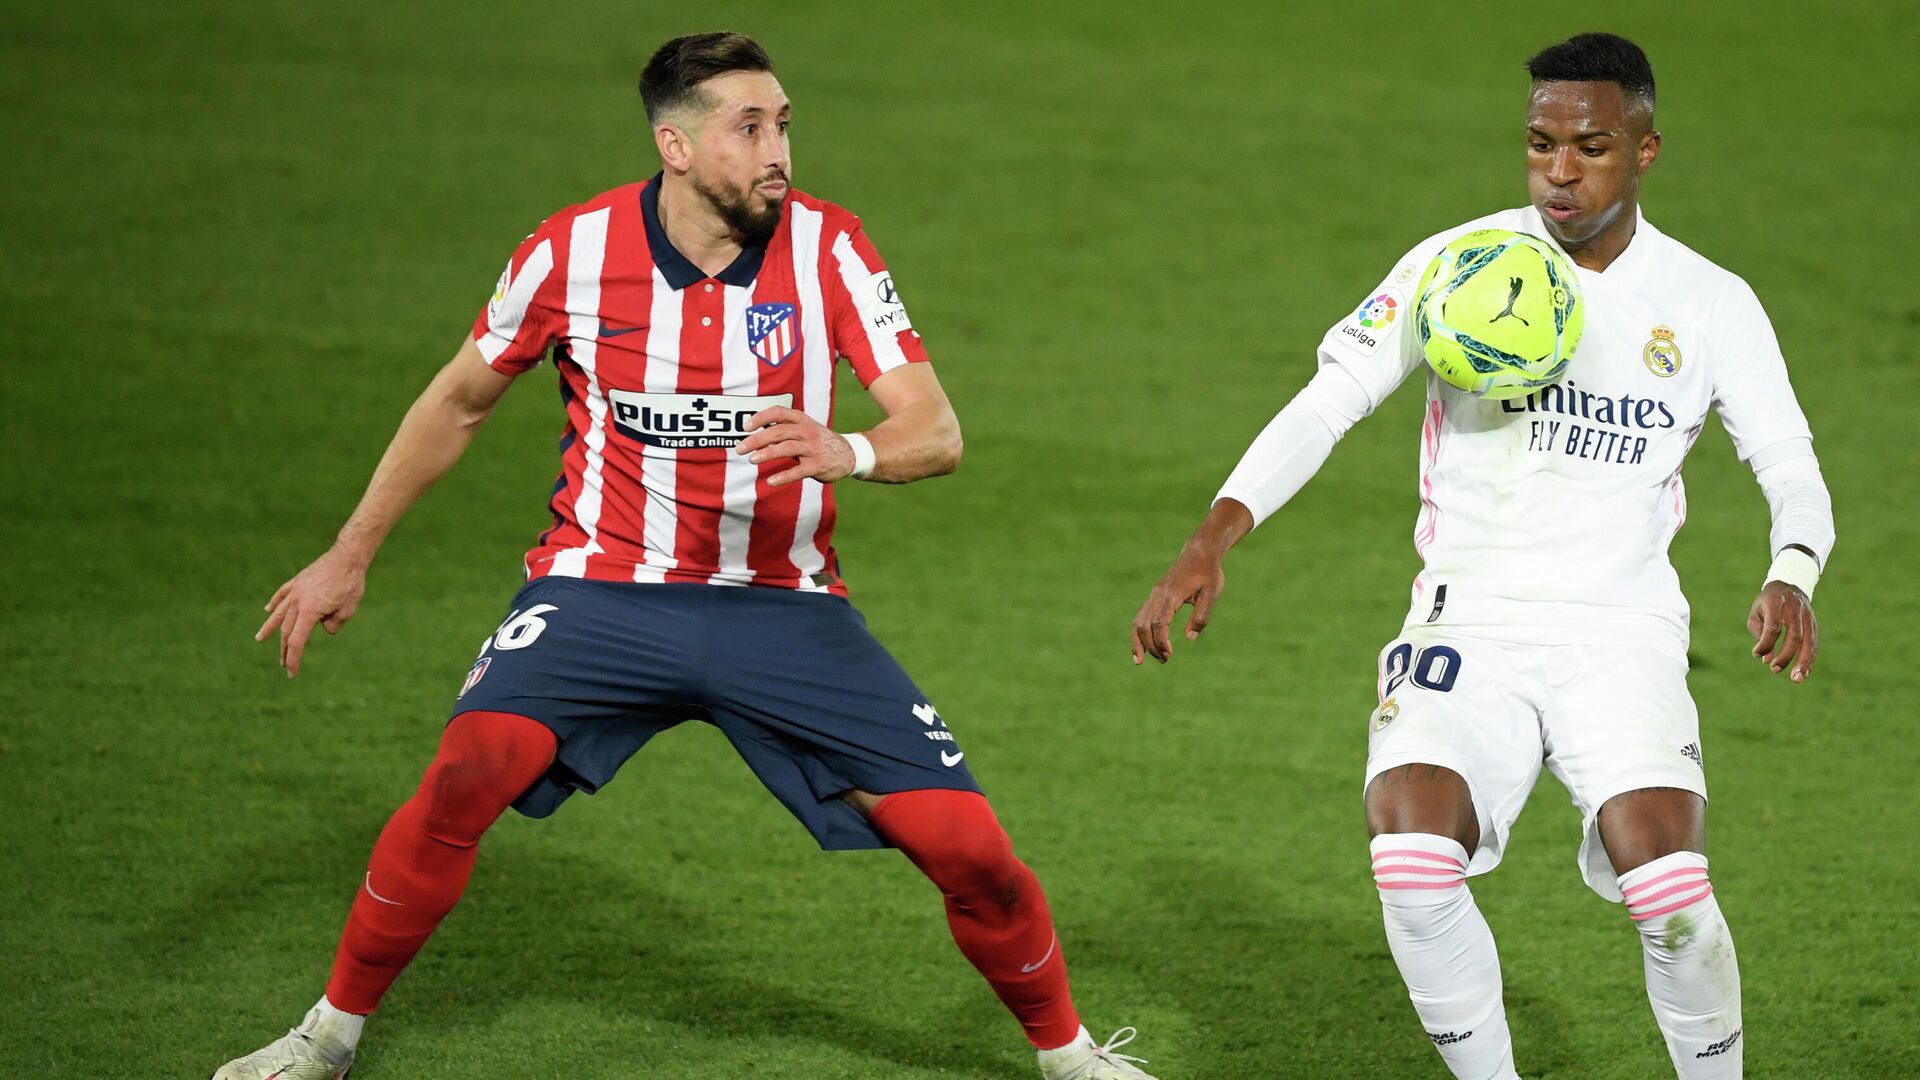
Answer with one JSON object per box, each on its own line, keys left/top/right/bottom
{"left": 1618, "top": 851, "right": 1742, "bottom": 1077}
{"left": 1371, "top": 833, "right": 1518, "bottom": 1080}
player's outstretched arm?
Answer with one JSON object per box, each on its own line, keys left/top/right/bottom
{"left": 736, "top": 362, "right": 961, "bottom": 486}
{"left": 1131, "top": 498, "right": 1253, "bottom": 666}
{"left": 256, "top": 338, "right": 514, "bottom": 677}
{"left": 1130, "top": 364, "right": 1372, "bottom": 665}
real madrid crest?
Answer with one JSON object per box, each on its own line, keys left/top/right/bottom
{"left": 1643, "top": 324, "right": 1681, "bottom": 377}
{"left": 1372, "top": 698, "right": 1400, "bottom": 733}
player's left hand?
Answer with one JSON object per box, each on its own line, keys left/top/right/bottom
{"left": 1747, "top": 580, "right": 1818, "bottom": 682}
{"left": 736, "top": 406, "right": 856, "bottom": 486}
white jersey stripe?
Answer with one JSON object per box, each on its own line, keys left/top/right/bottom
{"left": 477, "top": 239, "right": 554, "bottom": 366}
{"left": 547, "top": 210, "right": 611, "bottom": 579}
{"left": 633, "top": 263, "right": 683, "bottom": 583}
{"left": 832, "top": 230, "right": 909, "bottom": 375}
{"left": 788, "top": 204, "right": 832, "bottom": 590}
{"left": 713, "top": 282, "right": 759, "bottom": 585}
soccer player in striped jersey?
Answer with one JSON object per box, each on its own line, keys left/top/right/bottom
{"left": 217, "top": 32, "right": 1155, "bottom": 1080}
{"left": 1132, "top": 33, "right": 1831, "bottom": 1080}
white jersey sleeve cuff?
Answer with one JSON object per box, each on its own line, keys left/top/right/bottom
{"left": 1215, "top": 365, "right": 1373, "bottom": 527}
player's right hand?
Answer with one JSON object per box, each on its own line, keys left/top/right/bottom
{"left": 255, "top": 546, "right": 369, "bottom": 678}
{"left": 1131, "top": 543, "right": 1227, "bottom": 666}
{"left": 1132, "top": 499, "right": 1253, "bottom": 666}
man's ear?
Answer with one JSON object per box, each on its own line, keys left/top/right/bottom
{"left": 1637, "top": 129, "right": 1662, "bottom": 175}
{"left": 655, "top": 122, "right": 695, "bottom": 172}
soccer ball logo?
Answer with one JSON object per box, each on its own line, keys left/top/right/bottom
{"left": 1356, "top": 293, "right": 1399, "bottom": 329}
{"left": 1414, "top": 229, "right": 1585, "bottom": 400}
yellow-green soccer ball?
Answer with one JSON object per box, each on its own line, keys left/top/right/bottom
{"left": 1414, "top": 229, "right": 1584, "bottom": 399}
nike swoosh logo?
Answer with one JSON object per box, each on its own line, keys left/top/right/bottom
{"left": 1021, "top": 933, "right": 1057, "bottom": 973}
{"left": 940, "top": 750, "right": 965, "bottom": 768}
{"left": 598, "top": 319, "right": 646, "bottom": 338}
{"left": 364, "top": 872, "right": 404, "bottom": 907}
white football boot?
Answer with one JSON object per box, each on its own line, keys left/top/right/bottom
{"left": 1036, "top": 1026, "right": 1158, "bottom": 1079}
{"left": 212, "top": 1002, "right": 356, "bottom": 1080}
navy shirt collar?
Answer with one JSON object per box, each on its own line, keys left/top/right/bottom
{"left": 641, "top": 174, "right": 769, "bottom": 290}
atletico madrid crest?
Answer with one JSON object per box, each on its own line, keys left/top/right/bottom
{"left": 747, "top": 302, "right": 799, "bottom": 367}
{"left": 459, "top": 656, "right": 490, "bottom": 698}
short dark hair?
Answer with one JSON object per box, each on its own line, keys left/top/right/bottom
{"left": 639, "top": 32, "right": 775, "bottom": 125}
{"left": 1526, "top": 32, "right": 1655, "bottom": 115}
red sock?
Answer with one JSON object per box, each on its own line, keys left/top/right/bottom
{"left": 870, "top": 789, "right": 1082, "bottom": 1050}
{"left": 323, "top": 710, "right": 556, "bottom": 1014}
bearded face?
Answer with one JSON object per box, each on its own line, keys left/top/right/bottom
{"left": 693, "top": 165, "right": 786, "bottom": 246}
{"left": 666, "top": 70, "right": 792, "bottom": 248}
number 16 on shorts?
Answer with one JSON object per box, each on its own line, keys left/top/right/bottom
{"left": 460, "top": 604, "right": 559, "bottom": 699}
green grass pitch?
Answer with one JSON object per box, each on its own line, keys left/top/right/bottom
{"left": 3, "top": 2, "right": 1916, "bottom": 1076}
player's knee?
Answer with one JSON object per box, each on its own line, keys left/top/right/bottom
{"left": 1365, "top": 764, "right": 1480, "bottom": 853}
{"left": 1370, "top": 832, "right": 1470, "bottom": 907}
{"left": 909, "top": 796, "right": 1013, "bottom": 879}
{"left": 875, "top": 790, "right": 1020, "bottom": 904}
{"left": 1597, "top": 787, "right": 1705, "bottom": 875}
{"left": 1618, "top": 850, "right": 1716, "bottom": 938}
{"left": 939, "top": 829, "right": 1021, "bottom": 906}
{"left": 417, "top": 757, "right": 501, "bottom": 841}
{"left": 417, "top": 711, "right": 556, "bottom": 842}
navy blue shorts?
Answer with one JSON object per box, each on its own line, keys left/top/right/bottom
{"left": 449, "top": 578, "right": 979, "bottom": 850}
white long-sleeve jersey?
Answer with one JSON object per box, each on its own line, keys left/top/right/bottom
{"left": 1218, "top": 206, "right": 1834, "bottom": 651}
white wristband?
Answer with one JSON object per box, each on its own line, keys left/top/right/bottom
{"left": 843, "top": 431, "right": 877, "bottom": 480}
{"left": 1765, "top": 547, "right": 1820, "bottom": 599}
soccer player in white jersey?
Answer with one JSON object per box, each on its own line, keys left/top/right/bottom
{"left": 1131, "top": 32, "right": 1831, "bottom": 1079}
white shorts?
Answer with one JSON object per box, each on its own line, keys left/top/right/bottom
{"left": 1362, "top": 627, "right": 1706, "bottom": 901}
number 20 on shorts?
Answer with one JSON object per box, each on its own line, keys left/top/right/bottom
{"left": 1383, "top": 642, "right": 1463, "bottom": 696}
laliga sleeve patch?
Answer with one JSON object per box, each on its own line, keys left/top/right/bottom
{"left": 853, "top": 270, "right": 913, "bottom": 335}
{"left": 486, "top": 260, "right": 512, "bottom": 322}
{"left": 1331, "top": 286, "right": 1404, "bottom": 356}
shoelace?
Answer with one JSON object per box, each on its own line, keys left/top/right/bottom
{"left": 1092, "top": 1027, "right": 1148, "bottom": 1067}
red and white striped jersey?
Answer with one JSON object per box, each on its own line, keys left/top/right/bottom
{"left": 472, "top": 176, "right": 927, "bottom": 595}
